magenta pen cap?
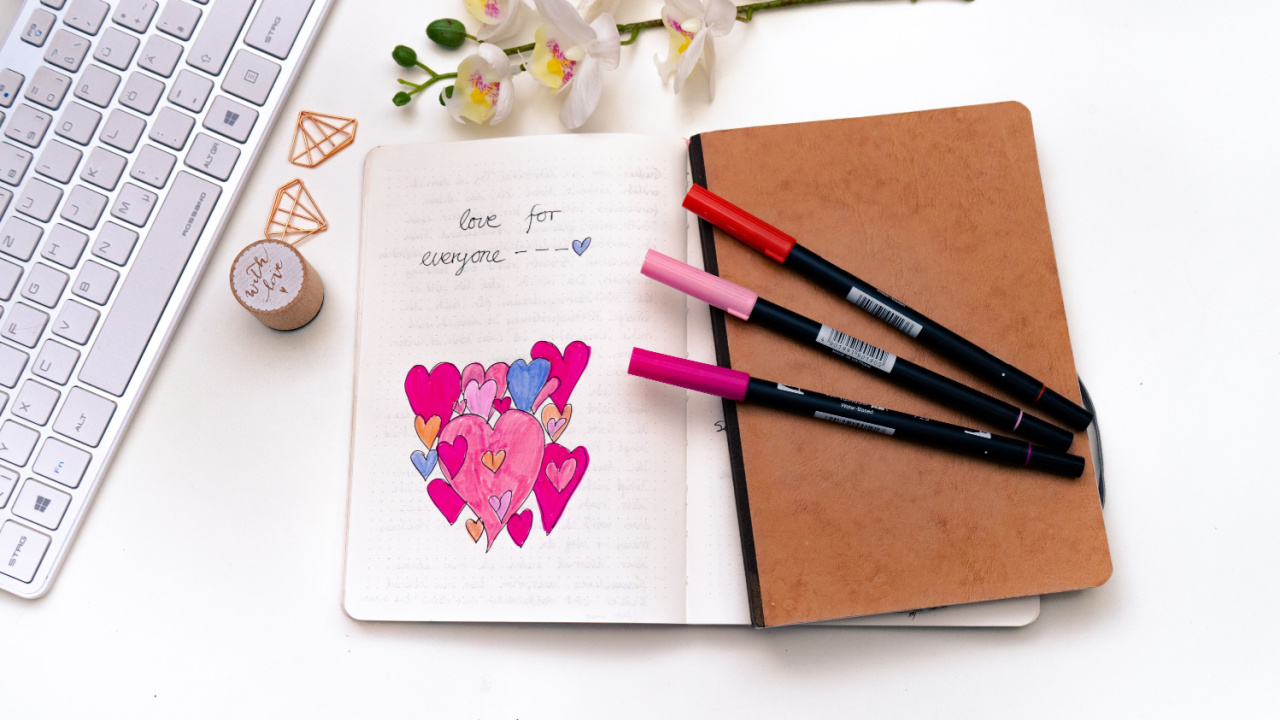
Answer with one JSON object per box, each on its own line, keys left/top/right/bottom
{"left": 628, "top": 348, "right": 750, "bottom": 401}
{"left": 641, "top": 250, "right": 759, "bottom": 321}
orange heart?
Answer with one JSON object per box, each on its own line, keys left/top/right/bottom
{"left": 541, "top": 404, "right": 572, "bottom": 443}
{"left": 481, "top": 450, "right": 506, "bottom": 473}
{"left": 415, "top": 414, "right": 442, "bottom": 449}
{"left": 465, "top": 518, "right": 483, "bottom": 543}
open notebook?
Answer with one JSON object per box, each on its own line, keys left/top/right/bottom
{"left": 343, "top": 133, "right": 1039, "bottom": 625}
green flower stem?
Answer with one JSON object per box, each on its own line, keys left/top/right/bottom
{"left": 399, "top": 72, "right": 458, "bottom": 97}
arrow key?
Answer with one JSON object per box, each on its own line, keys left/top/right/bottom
{"left": 52, "top": 299, "right": 99, "bottom": 345}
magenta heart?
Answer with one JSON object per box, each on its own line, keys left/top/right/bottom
{"left": 532, "top": 377, "right": 559, "bottom": 413}
{"left": 508, "top": 509, "right": 533, "bottom": 547}
{"left": 437, "top": 436, "right": 468, "bottom": 480}
{"left": 533, "top": 444, "right": 589, "bottom": 534}
{"left": 405, "top": 363, "right": 461, "bottom": 426}
{"left": 461, "top": 362, "right": 508, "bottom": 418}
{"left": 531, "top": 341, "right": 591, "bottom": 413}
{"left": 464, "top": 379, "right": 498, "bottom": 419}
{"left": 437, "top": 411, "right": 543, "bottom": 549}
{"left": 427, "top": 479, "right": 466, "bottom": 524}
{"left": 492, "top": 397, "right": 513, "bottom": 414}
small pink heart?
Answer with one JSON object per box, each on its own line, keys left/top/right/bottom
{"left": 507, "top": 509, "right": 533, "bottom": 547}
{"left": 427, "top": 479, "right": 466, "bottom": 524}
{"left": 461, "top": 362, "right": 509, "bottom": 414}
{"left": 453, "top": 399, "right": 466, "bottom": 414}
{"left": 532, "top": 377, "right": 560, "bottom": 412}
{"left": 464, "top": 379, "right": 498, "bottom": 419}
{"left": 488, "top": 489, "right": 512, "bottom": 522}
{"left": 437, "top": 436, "right": 468, "bottom": 480}
{"left": 492, "top": 397, "right": 512, "bottom": 415}
{"left": 546, "top": 458, "right": 577, "bottom": 492}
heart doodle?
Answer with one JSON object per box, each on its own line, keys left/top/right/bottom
{"left": 541, "top": 404, "right": 572, "bottom": 443}
{"left": 531, "top": 341, "right": 591, "bottom": 413}
{"left": 508, "top": 510, "right": 533, "bottom": 547}
{"left": 532, "top": 377, "right": 559, "bottom": 413}
{"left": 437, "top": 412, "right": 543, "bottom": 549}
{"left": 492, "top": 397, "right": 513, "bottom": 415}
{"left": 404, "top": 363, "right": 461, "bottom": 427}
{"left": 533, "top": 444, "right": 589, "bottom": 534}
{"left": 437, "top": 436, "right": 468, "bottom": 480}
{"left": 464, "top": 379, "right": 498, "bottom": 419}
{"left": 461, "top": 362, "right": 509, "bottom": 418}
{"left": 415, "top": 415, "right": 442, "bottom": 449}
{"left": 572, "top": 237, "right": 591, "bottom": 256}
{"left": 482, "top": 450, "right": 506, "bottom": 473}
{"left": 427, "top": 478, "right": 465, "bottom": 523}
{"left": 507, "top": 358, "right": 551, "bottom": 413}
{"left": 410, "top": 449, "right": 438, "bottom": 479}
{"left": 465, "top": 519, "right": 483, "bottom": 543}
{"left": 488, "top": 489, "right": 512, "bottom": 520}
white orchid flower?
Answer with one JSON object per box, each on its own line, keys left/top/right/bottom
{"left": 464, "top": 0, "right": 524, "bottom": 42}
{"left": 654, "top": 0, "right": 736, "bottom": 98}
{"left": 529, "top": 0, "right": 621, "bottom": 129}
{"left": 446, "top": 43, "right": 515, "bottom": 125}
{"left": 577, "top": 0, "right": 619, "bottom": 22}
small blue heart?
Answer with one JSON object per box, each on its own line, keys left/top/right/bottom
{"left": 411, "top": 449, "right": 438, "bottom": 479}
{"left": 507, "top": 357, "right": 551, "bottom": 412}
{"left": 572, "top": 237, "right": 591, "bottom": 256}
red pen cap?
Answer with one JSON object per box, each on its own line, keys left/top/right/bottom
{"left": 628, "top": 348, "right": 750, "bottom": 401}
{"left": 683, "top": 185, "right": 797, "bottom": 263}
{"left": 641, "top": 250, "right": 759, "bottom": 320}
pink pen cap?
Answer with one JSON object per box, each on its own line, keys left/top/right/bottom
{"left": 641, "top": 250, "right": 759, "bottom": 321}
{"left": 629, "top": 348, "right": 750, "bottom": 401}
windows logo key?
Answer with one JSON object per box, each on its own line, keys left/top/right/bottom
{"left": 224, "top": 110, "right": 240, "bottom": 127}
{"left": 34, "top": 496, "right": 51, "bottom": 513}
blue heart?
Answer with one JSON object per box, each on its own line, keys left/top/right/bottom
{"left": 572, "top": 237, "right": 591, "bottom": 256}
{"left": 507, "top": 358, "right": 551, "bottom": 412}
{"left": 411, "top": 449, "right": 438, "bottom": 479}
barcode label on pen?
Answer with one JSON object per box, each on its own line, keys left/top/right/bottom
{"left": 814, "top": 411, "right": 895, "bottom": 436}
{"left": 816, "top": 326, "right": 897, "bottom": 373}
{"left": 846, "top": 287, "right": 923, "bottom": 338}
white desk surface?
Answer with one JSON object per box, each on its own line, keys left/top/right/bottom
{"left": 2, "top": 1, "right": 1277, "bottom": 716}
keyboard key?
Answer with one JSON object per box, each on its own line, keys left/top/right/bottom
{"left": 81, "top": 147, "right": 126, "bottom": 190}
{"left": 24, "top": 67, "right": 72, "bottom": 110}
{"left": 245, "top": 0, "right": 315, "bottom": 60}
{"left": 43, "top": 0, "right": 69, "bottom": 8}
{"left": 0, "top": 217, "right": 44, "bottom": 261}
{"left": 139, "top": 35, "right": 183, "bottom": 78}
{"left": 0, "top": 468, "right": 16, "bottom": 507}
{"left": 35, "top": 141, "right": 83, "bottom": 183}
{"left": 42, "top": 224, "right": 89, "bottom": 268}
{"left": 65, "top": 0, "right": 111, "bottom": 36}
{"left": 184, "top": 132, "right": 239, "bottom": 181}
{"left": 148, "top": 108, "right": 195, "bottom": 151}
{"left": 0, "top": 69, "right": 25, "bottom": 108}
{"left": 54, "top": 386, "right": 116, "bottom": 446}
{"left": 114, "top": 0, "right": 160, "bottom": 33}
{"left": 130, "top": 144, "right": 176, "bottom": 188}
{"left": 80, "top": 172, "right": 220, "bottom": 396}
{"left": 221, "top": 50, "right": 280, "bottom": 107}
{"left": 34, "top": 437, "right": 91, "bottom": 488}
{"left": 2, "top": 303, "right": 50, "bottom": 348}
{"left": 203, "top": 96, "right": 257, "bottom": 143}
{"left": 99, "top": 109, "right": 145, "bottom": 152}
{"left": 61, "top": 185, "right": 108, "bottom": 230}
{"left": 168, "top": 69, "right": 213, "bottom": 113}
{"left": 93, "top": 28, "right": 140, "bottom": 71}
{"left": 0, "top": 142, "right": 34, "bottom": 186}
{"left": 33, "top": 340, "right": 80, "bottom": 386}
{"left": 44, "top": 30, "right": 93, "bottom": 74}
{"left": 72, "top": 261, "right": 118, "bottom": 305}
{"left": 0, "top": 344, "right": 29, "bottom": 387}
{"left": 0, "top": 421, "right": 41, "bottom": 466}
{"left": 158, "top": 1, "right": 202, "bottom": 40}
{"left": 0, "top": 259, "right": 22, "bottom": 300}
{"left": 186, "top": 0, "right": 253, "bottom": 76}
{"left": 54, "top": 102, "right": 102, "bottom": 146}
{"left": 22, "top": 263, "right": 70, "bottom": 308}
{"left": 5, "top": 104, "right": 53, "bottom": 147}
{"left": 22, "top": 9, "right": 57, "bottom": 47}
{"left": 109, "top": 183, "right": 157, "bottom": 226}
{"left": 13, "top": 479, "right": 71, "bottom": 529}
{"left": 16, "top": 179, "right": 63, "bottom": 222}
{"left": 0, "top": 521, "right": 51, "bottom": 582}
{"left": 0, "top": 188, "right": 10, "bottom": 216}
{"left": 73, "top": 64, "right": 120, "bottom": 107}
{"left": 92, "top": 222, "right": 139, "bottom": 266}
{"left": 53, "top": 301, "right": 99, "bottom": 345}
{"left": 120, "top": 72, "right": 164, "bottom": 115}
{"left": 13, "top": 380, "right": 61, "bottom": 425}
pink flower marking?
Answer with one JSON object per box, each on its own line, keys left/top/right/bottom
{"left": 546, "top": 39, "right": 578, "bottom": 84}
{"left": 484, "top": 0, "right": 500, "bottom": 19}
{"left": 470, "top": 71, "right": 501, "bottom": 106}
{"left": 666, "top": 15, "right": 695, "bottom": 41}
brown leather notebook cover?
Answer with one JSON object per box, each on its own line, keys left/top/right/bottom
{"left": 690, "top": 102, "right": 1111, "bottom": 627}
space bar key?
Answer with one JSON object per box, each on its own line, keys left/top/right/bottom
{"left": 78, "top": 172, "right": 222, "bottom": 397}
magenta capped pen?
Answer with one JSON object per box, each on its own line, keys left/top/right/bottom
{"left": 641, "top": 251, "right": 1074, "bottom": 452}
{"left": 628, "top": 348, "right": 1084, "bottom": 478}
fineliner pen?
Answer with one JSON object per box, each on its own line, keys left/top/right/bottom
{"left": 628, "top": 348, "right": 1085, "bottom": 478}
{"left": 682, "top": 185, "right": 1094, "bottom": 431}
{"left": 641, "top": 250, "right": 1075, "bottom": 452}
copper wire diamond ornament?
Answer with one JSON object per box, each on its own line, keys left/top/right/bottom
{"left": 265, "top": 179, "right": 328, "bottom": 245}
{"left": 289, "top": 111, "right": 357, "bottom": 168}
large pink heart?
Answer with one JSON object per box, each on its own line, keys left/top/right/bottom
{"left": 438, "top": 411, "right": 544, "bottom": 549}
{"left": 533, "top": 444, "right": 589, "bottom": 534}
{"left": 461, "top": 362, "right": 509, "bottom": 418}
{"left": 531, "top": 341, "right": 590, "bottom": 413}
{"left": 405, "top": 363, "right": 461, "bottom": 426}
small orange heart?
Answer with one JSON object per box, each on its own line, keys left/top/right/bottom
{"left": 415, "top": 414, "right": 442, "bottom": 449}
{"left": 481, "top": 450, "right": 506, "bottom": 473}
{"left": 541, "top": 404, "right": 572, "bottom": 443}
{"left": 465, "top": 519, "right": 483, "bottom": 543}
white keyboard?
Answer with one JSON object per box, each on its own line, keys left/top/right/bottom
{"left": 0, "top": 0, "right": 331, "bottom": 598}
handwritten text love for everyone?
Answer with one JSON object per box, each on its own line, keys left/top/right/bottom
{"left": 421, "top": 204, "right": 586, "bottom": 275}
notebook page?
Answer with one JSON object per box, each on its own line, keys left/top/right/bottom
{"left": 345, "top": 135, "right": 690, "bottom": 623}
